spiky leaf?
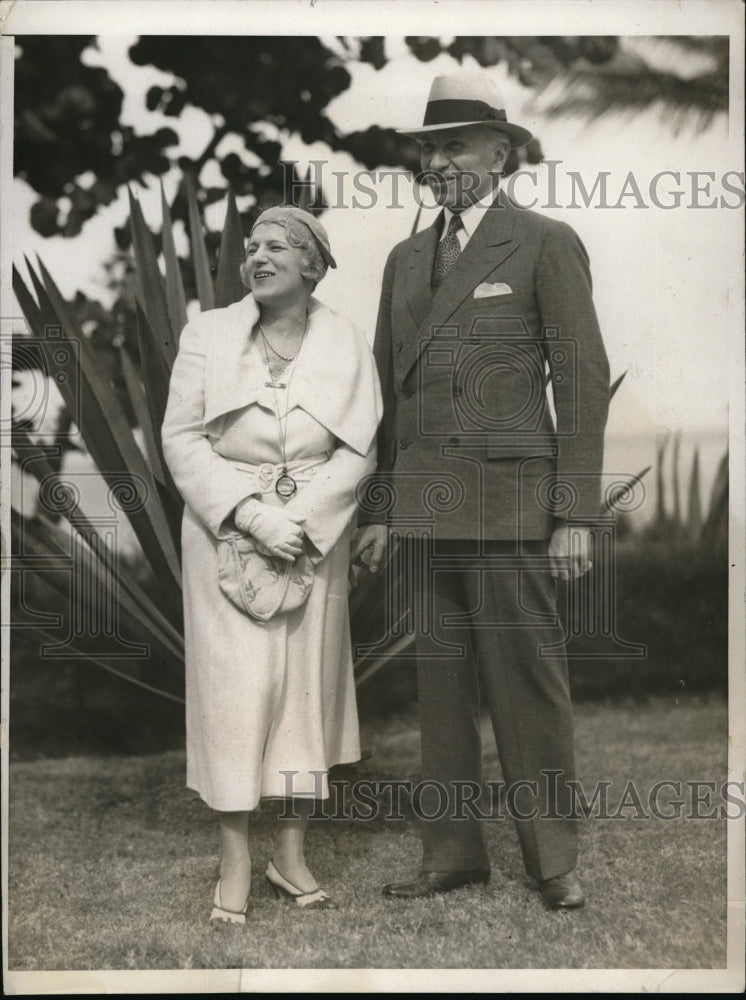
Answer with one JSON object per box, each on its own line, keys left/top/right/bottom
{"left": 9, "top": 499, "right": 183, "bottom": 661}
{"left": 185, "top": 173, "right": 215, "bottom": 311}
{"left": 15, "top": 262, "right": 182, "bottom": 591}
{"left": 671, "top": 433, "right": 682, "bottom": 526}
{"left": 128, "top": 186, "right": 178, "bottom": 367}
{"left": 687, "top": 448, "right": 703, "bottom": 533}
{"left": 214, "top": 189, "right": 247, "bottom": 309}
{"left": 602, "top": 466, "right": 651, "bottom": 512}
{"left": 118, "top": 340, "right": 168, "bottom": 486}
{"left": 609, "top": 371, "right": 627, "bottom": 400}
{"left": 159, "top": 180, "right": 188, "bottom": 336}
{"left": 703, "top": 451, "right": 728, "bottom": 542}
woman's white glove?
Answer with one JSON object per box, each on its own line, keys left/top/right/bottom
{"left": 234, "top": 497, "right": 305, "bottom": 562}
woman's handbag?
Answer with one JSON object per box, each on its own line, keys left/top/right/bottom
{"left": 217, "top": 533, "right": 315, "bottom": 622}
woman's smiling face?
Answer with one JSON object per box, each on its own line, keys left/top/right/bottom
{"left": 245, "top": 223, "right": 309, "bottom": 304}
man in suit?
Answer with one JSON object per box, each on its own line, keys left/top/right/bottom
{"left": 353, "top": 72, "right": 610, "bottom": 909}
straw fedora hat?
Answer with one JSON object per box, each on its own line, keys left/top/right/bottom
{"left": 399, "top": 71, "right": 533, "bottom": 149}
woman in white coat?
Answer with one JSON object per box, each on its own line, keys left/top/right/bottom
{"left": 161, "top": 206, "right": 381, "bottom": 923}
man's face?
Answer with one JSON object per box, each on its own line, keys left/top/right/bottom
{"left": 418, "top": 125, "right": 508, "bottom": 211}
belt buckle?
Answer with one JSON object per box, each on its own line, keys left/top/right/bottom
{"left": 257, "top": 463, "right": 275, "bottom": 489}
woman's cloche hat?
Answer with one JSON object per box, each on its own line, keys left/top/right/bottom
{"left": 250, "top": 205, "right": 337, "bottom": 269}
{"left": 399, "top": 71, "right": 533, "bottom": 149}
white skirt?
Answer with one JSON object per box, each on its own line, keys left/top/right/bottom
{"left": 181, "top": 504, "right": 360, "bottom": 812}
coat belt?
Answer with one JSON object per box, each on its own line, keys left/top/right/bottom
{"left": 225, "top": 453, "right": 331, "bottom": 495}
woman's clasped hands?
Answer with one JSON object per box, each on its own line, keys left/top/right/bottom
{"left": 234, "top": 497, "right": 306, "bottom": 562}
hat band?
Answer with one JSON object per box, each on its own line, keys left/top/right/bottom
{"left": 422, "top": 98, "right": 508, "bottom": 127}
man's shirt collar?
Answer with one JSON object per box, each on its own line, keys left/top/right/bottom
{"left": 441, "top": 188, "right": 499, "bottom": 240}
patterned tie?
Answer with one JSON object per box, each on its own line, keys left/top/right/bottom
{"left": 433, "top": 213, "right": 463, "bottom": 287}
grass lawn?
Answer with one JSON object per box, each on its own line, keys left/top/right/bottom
{"left": 6, "top": 695, "right": 730, "bottom": 972}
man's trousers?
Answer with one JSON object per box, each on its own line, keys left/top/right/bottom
{"left": 409, "top": 537, "right": 578, "bottom": 881}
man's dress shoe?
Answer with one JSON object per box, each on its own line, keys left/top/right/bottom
{"left": 382, "top": 868, "right": 491, "bottom": 899}
{"left": 539, "top": 871, "right": 586, "bottom": 909}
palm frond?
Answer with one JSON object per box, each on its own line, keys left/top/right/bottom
{"left": 545, "top": 66, "right": 727, "bottom": 133}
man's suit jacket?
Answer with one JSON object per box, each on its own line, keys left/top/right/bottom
{"left": 368, "top": 191, "right": 610, "bottom": 540}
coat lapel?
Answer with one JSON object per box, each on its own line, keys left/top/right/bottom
{"left": 203, "top": 296, "right": 265, "bottom": 429}
{"left": 405, "top": 220, "right": 440, "bottom": 331}
{"left": 401, "top": 192, "right": 520, "bottom": 377}
{"left": 201, "top": 296, "right": 381, "bottom": 456}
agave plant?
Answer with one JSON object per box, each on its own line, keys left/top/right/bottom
{"left": 11, "top": 172, "right": 327, "bottom": 704}
{"left": 10, "top": 174, "right": 247, "bottom": 704}
{"left": 650, "top": 433, "right": 727, "bottom": 546}
{"left": 12, "top": 174, "right": 673, "bottom": 702}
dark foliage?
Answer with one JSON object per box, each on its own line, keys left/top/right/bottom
{"left": 351, "top": 529, "right": 728, "bottom": 716}
{"left": 16, "top": 34, "right": 728, "bottom": 242}
{"left": 564, "top": 535, "right": 726, "bottom": 700}
{"left": 15, "top": 37, "right": 178, "bottom": 237}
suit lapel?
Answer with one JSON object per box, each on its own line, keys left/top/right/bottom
{"left": 405, "top": 220, "right": 440, "bottom": 330}
{"left": 401, "top": 192, "right": 520, "bottom": 377}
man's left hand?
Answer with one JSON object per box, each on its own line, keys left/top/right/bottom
{"left": 547, "top": 524, "right": 593, "bottom": 581}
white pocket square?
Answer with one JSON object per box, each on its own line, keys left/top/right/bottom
{"left": 474, "top": 281, "right": 512, "bottom": 298}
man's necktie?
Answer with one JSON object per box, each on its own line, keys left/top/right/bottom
{"left": 433, "top": 213, "right": 463, "bottom": 287}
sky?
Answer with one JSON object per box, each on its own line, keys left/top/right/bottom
{"left": 10, "top": 33, "right": 740, "bottom": 523}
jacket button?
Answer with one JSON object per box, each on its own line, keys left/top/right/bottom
{"left": 400, "top": 438, "right": 411, "bottom": 449}
{"left": 402, "top": 387, "right": 414, "bottom": 399}
{"left": 448, "top": 436, "right": 459, "bottom": 446}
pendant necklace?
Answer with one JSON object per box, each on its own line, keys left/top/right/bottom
{"left": 258, "top": 312, "right": 309, "bottom": 498}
